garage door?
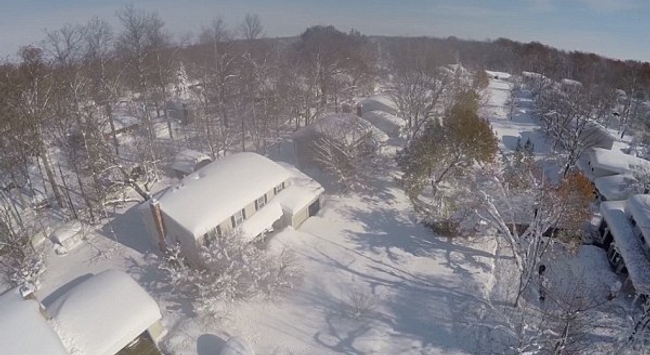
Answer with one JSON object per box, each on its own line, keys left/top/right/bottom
{"left": 308, "top": 199, "right": 320, "bottom": 217}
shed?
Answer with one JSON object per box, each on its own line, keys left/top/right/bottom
{"left": 46, "top": 270, "right": 164, "bottom": 355}
{"left": 0, "top": 288, "right": 69, "bottom": 355}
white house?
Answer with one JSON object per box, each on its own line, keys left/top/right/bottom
{"left": 598, "top": 195, "right": 650, "bottom": 311}
{"left": 0, "top": 270, "right": 164, "bottom": 355}
{"left": 139, "top": 153, "right": 323, "bottom": 261}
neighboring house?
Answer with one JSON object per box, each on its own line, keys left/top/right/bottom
{"left": 582, "top": 147, "right": 650, "bottom": 180}
{"left": 361, "top": 110, "right": 405, "bottom": 138}
{"left": 594, "top": 174, "right": 640, "bottom": 202}
{"left": 292, "top": 113, "right": 389, "bottom": 168}
{"left": 0, "top": 286, "right": 69, "bottom": 355}
{"left": 171, "top": 150, "right": 213, "bottom": 179}
{"left": 356, "top": 95, "right": 399, "bottom": 116}
{"left": 139, "top": 153, "right": 323, "bottom": 261}
{"left": 578, "top": 120, "right": 616, "bottom": 151}
{"left": 47, "top": 270, "right": 165, "bottom": 355}
{"left": 598, "top": 195, "right": 650, "bottom": 311}
{"left": 0, "top": 270, "right": 164, "bottom": 355}
{"left": 541, "top": 116, "right": 615, "bottom": 152}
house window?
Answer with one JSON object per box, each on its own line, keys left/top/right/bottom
{"left": 203, "top": 226, "right": 221, "bottom": 246}
{"left": 274, "top": 182, "right": 285, "bottom": 195}
{"left": 255, "top": 195, "right": 267, "bottom": 210}
{"left": 231, "top": 209, "right": 245, "bottom": 228}
{"left": 630, "top": 216, "right": 637, "bottom": 227}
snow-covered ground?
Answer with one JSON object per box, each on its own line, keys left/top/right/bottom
{"left": 481, "top": 76, "right": 553, "bottom": 155}
{"left": 162, "top": 154, "right": 498, "bottom": 354}
{"left": 3, "top": 72, "right": 639, "bottom": 355}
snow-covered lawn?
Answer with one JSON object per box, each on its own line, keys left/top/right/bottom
{"left": 163, "top": 164, "right": 498, "bottom": 354}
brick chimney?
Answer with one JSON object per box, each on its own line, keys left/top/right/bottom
{"left": 149, "top": 198, "right": 168, "bottom": 251}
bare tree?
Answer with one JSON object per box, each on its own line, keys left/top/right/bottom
{"left": 239, "top": 13, "right": 263, "bottom": 41}
{"left": 313, "top": 117, "right": 380, "bottom": 191}
{"left": 116, "top": 5, "right": 169, "bottom": 175}
{"left": 5, "top": 47, "right": 64, "bottom": 208}
{"left": 387, "top": 38, "right": 451, "bottom": 140}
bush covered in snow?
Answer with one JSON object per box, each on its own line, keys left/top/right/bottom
{"left": 0, "top": 204, "right": 47, "bottom": 288}
{"left": 159, "top": 231, "right": 301, "bottom": 315}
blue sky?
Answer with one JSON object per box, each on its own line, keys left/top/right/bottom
{"left": 0, "top": 0, "right": 648, "bottom": 61}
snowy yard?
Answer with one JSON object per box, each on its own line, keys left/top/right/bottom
{"left": 160, "top": 157, "right": 498, "bottom": 354}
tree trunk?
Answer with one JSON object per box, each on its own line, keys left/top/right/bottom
{"left": 39, "top": 147, "right": 63, "bottom": 207}
{"left": 106, "top": 103, "right": 120, "bottom": 156}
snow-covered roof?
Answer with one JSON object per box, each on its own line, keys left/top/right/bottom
{"left": 240, "top": 202, "right": 283, "bottom": 241}
{"left": 293, "top": 113, "right": 389, "bottom": 144}
{"left": 485, "top": 70, "right": 511, "bottom": 80}
{"left": 275, "top": 162, "right": 324, "bottom": 215}
{"left": 627, "top": 195, "right": 650, "bottom": 247}
{"left": 589, "top": 148, "right": 650, "bottom": 175}
{"left": 356, "top": 95, "right": 398, "bottom": 115}
{"left": 561, "top": 78, "right": 582, "bottom": 87}
{"left": 0, "top": 288, "right": 70, "bottom": 355}
{"left": 601, "top": 201, "right": 650, "bottom": 295}
{"left": 103, "top": 115, "right": 139, "bottom": 134}
{"left": 171, "top": 149, "right": 212, "bottom": 175}
{"left": 157, "top": 153, "right": 292, "bottom": 237}
{"left": 47, "top": 270, "right": 162, "bottom": 355}
{"left": 362, "top": 110, "right": 404, "bottom": 137}
{"left": 594, "top": 175, "right": 638, "bottom": 201}
{"left": 522, "top": 71, "right": 548, "bottom": 80}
